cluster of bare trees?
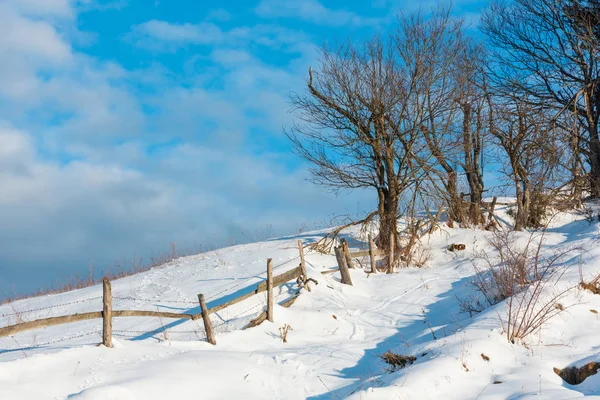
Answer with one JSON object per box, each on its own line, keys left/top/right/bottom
{"left": 287, "top": 2, "right": 600, "bottom": 263}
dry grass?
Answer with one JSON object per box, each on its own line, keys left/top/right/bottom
{"left": 380, "top": 351, "right": 416, "bottom": 371}
{"left": 579, "top": 266, "right": 600, "bottom": 295}
{"left": 279, "top": 324, "right": 293, "bottom": 343}
{"left": 1, "top": 242, "right": 190, "bottom": 305}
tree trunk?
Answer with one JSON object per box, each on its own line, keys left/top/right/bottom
{"left": 513, "top": 170, "right": 526, "bottom": 231}
{"left": 376, "top": 189, "right": 398, "bottom": 255}
{"left": 589, "top": 123, "right": 600, "bottom": 198}
{"left": 447, "top": 171, "right": 464, "bottom": 224}
{"left": 468, "top": 181, "right": 483, "bottom": 225}
{"left": 516, "top": 183, "right": 531, "bottom": 231}
{"left": 461, "top": 102, "right": 485, "bottom": 226}
{"left": 584, "top": 91, "right": 600, "bottom": 198}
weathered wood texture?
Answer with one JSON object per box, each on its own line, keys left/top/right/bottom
{"left": 320, "top": 268, "right": 339, "bottom": 274}
{"left": 488, "top": 196, "right": 498, "bottom": 221}
{"left": 205, "top": 266, "right": 303, "bottom": 315}
{"left": 298, "top": 240, "right": 306, "bottom": 277}
{"left": 334, "top": 246, "right": 353, "bottom": 285}
{"left": 112, "top": 310, "right": 195, "bottom": 319}
{"left": 0, "top": 312, "right": 102, "bottom": 337}
{"left": 369, "top": 234, "right": 377, "bottom": 274}
{"left": 0, "top": 266, "right": 303, "bottom": 340}
{"left": 0, "top": 309, "right": 198, "bottom": 338}
{"left": 267, "top": 259, "right": 274, "bottom": 322}
{"left": 198, "top": 294, "right": 216, "bottom": 345}
{"left": 102, "top": 277, "right": 112, "bottom": 348}
{"left": 347, "top": 249, "right": 385, "bottom": 258}
{"left": 341, "top": 239, "right": 355, "bottom": 269}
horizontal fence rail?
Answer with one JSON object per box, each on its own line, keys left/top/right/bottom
{"left": 0, "top": 263, "right": 305, "bottom": 344}
{"left": 0, "top": 235, "right": 377, "bottom": 347}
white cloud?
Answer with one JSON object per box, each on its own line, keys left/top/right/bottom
{"left": 255, "top": 0, "right": 380, "bottom": 27}
{"left": 206, "top": 8, "right": 232, "bottom": 22}
{"left": 129, "top": 19, "right": 312, "bottom": 55}
{"left": 0, "top": 0, "right": 371, "bottom": 297}
{"left": 130, "top": 20, "right": 223, "bottom": 50}
{"left": 0, "top": 6, "right": 72, "bottom": 64}
{"left": 5, "top": 0, "right": 75, "bottom": 19}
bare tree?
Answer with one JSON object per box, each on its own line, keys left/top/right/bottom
{"left": 482, "top": 0, "right": 600, "bottom": 198}
{"left": 489, "top": 90, "right": 562, "bottom": 230}
{"left": 409, "top": 20, "right": 490, "bottom": 228}
{"left": 454, "top": 44, "right": 489, "bottom": 225}
{"left": 286, "top": 34, "right": 423, "bottom": 253}
{"left": 287, "top": 8, "right": 475, "bottom": 255}
{"left": 407, "top": 10, "right": 467, "bottom": 225}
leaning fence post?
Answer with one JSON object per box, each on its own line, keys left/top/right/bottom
{"left": 368, "top": 234, "right": 377, "bottom": 274}
{"left": 298, "top": 240, "right": 306, "bottom": 278}
{"left": 198, "top": 294, "right": 216, "bottom": 345}
{"left": 334, "top": 246, "right": 353, "bottom": 286}
{"left": 488, "top": 196, "right": 498, "bottom": 222}
{"left": 341, "top": 238, "right": 355, "bottom": 269}
{"left": 267, "top": 258, "right": 274, "bottom": 322}
{"left": 102, "top": 277, "right": 112, "bottom": 348}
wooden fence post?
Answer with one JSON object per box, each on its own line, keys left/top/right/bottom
{"left": 334, "top": 246, "right": 353, "bottom": 286}
{"left": 267, "top": 258, "right": 274, "bottom": 322}
{"left": 368, "top": 234, "right": 377, "bottom": 274}
{"left": 102, "top": 277, "right": 112, "bottom": 348}
{"left": 387, "top": 232, "right": 395, "bottom": 274}
{"left": 198, "top": 294, "right": 216, "bottom": 345}
{"left": 488, "top": 196, "right": 498, "bottom": 222}
{"left": 298, "top": 240, "right": 306, "bottom": 278}
{"left": 341, "top": 238, "right": 355, "bottom": 269}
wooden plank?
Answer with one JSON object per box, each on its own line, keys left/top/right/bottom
{"left": 335, "top": 246, "right": 353, "bottom": 285}
{"left": 102, "top": 278, "right": 112, "bottom": 348}
{"left": 112, "top": 310, "right": 194, "bottom": 319}
{"left": 206, "top": 266, "right": 303, "bottom": 315}
{"left": 348, "top": 249, "right": 385, "bottom": 258}
{"left": 321, "top": 268, "right": 339, "bottom": 275}
{"left": 0, "top": 266, "right": 304, "bottom": 339}
{"left": 0, "top": 309, "right": 198, "bottom": 338}
{"left": 0, "top": 312, "right": 102, "bottom": 337}
{"left": 369, "top": 234, "right": 377, "bottom": 274}
{"left": 267, "top": 259, "right": 274, "bottom": 322}
{"left": 270, "top": 266, "right": 303, "bottom": 289}
{"left": 198, "top": 294, "right": 216, "bottom": 345}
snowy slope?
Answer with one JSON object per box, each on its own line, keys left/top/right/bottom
{"left": 1, "top": 207, "right": 600, "bottom": 399}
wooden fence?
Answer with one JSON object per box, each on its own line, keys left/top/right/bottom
{"left": 0, "top": 238, "right": 377, "bottom": 348}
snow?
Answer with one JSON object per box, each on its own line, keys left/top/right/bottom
{"left": 1, "top": 206, "right": 600, "bottom": 399}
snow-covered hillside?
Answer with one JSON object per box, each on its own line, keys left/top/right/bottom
{"left": 1, "top": 207, "right": 600, "bottom": 399}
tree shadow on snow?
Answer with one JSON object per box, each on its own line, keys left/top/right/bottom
{"left": 307, "top": 275, "right": 474, "bottom": 399}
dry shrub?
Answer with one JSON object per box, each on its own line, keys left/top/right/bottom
{"left": 460, "top": 230, "right": 533, "bottom": 314}
{"left": 381, "top": 351, "right": 416, "bottom": 371}
{"left": 575, "top": 205, "right": 600, "bottom": 225}
{"left": 501, "top": 263, "right": 571, "bottom": 343}
{"left": 279, "top": 324, "right": 293, "bottom": 343}
{"left": 461, "top": 228, "right": 576, "bottom": 343}
{"left": 579, "top": 266, "right": 600, "bottom": 295}
{"left": 404, "top": 241, "right": 431, "bottom": 268}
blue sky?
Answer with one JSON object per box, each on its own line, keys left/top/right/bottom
{"left": 0, "top": 0, "right": 490, "bottom": 297}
